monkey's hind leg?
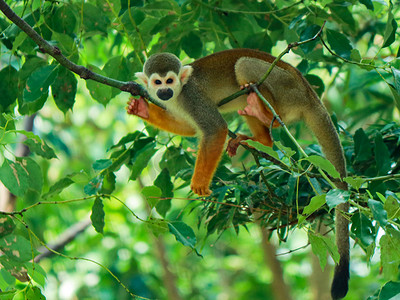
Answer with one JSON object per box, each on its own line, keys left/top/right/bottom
{"left": 191, "top": 128, "right": 228, "bottom": 196}
{"left": 227, "top": 93, "right": 278, "bottom": 156}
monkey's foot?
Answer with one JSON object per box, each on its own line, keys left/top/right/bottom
{"left": 191, "top": 183, "right": 212, "bottom": 197}
{"left": 126, "top": 96, "right": 149, "bottom": 119}
{"left": 226, "top": 134, "right": 252, "bottom": 157}
{"left": 238, "top": 93, "right": 269, "bottom": 123}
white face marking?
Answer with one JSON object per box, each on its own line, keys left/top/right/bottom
{"left": 147, "top": 71, "right": 182, "bottom": 102}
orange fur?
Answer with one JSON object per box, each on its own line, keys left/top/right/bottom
{"left": 190, "top": 128, "right": 228, "bottom": 196}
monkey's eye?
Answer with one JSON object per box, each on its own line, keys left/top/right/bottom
{"left": 166, "top": 78, "right": 174, "bottom": 84}
{"left": 154, "top": 79, "right": 162, "bottom": 85}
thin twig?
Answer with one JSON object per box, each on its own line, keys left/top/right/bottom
{"left": 0, "top": 0, "right": 158, "bottom": 105}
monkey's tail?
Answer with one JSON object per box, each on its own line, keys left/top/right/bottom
{"left": 303, "top": 103, "right": 349, "bottom": 300}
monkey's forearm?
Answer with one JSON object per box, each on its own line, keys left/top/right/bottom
{"left": 145, "top": 103, "right": 197, "bottom": 136}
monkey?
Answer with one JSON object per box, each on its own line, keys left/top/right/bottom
{"left": 127, "top": 49, "right": 349, "bottom": 299}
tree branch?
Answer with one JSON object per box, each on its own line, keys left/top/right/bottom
{"left": 34, "top": 218, "right": 92, "bottom": 262}
{"left": 0, "top": 0, "right": 156, "bottom": 104}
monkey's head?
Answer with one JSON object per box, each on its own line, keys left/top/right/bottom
{"left": 135, "top": 53, "right": 193, "bottom": 102}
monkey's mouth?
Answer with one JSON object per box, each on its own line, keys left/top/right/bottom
{"left": 157, "top": 88, "right": 173, "bottom": 101}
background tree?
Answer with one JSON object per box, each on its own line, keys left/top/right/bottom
{"left": 0, "top": 0, "right": 399, "bottom": 299}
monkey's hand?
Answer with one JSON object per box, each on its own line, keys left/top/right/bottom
{"left": 226, "top": 134, "right": 252, "bottom": 157}
{"left": 126, "top": 96, "right": 149, "bottom": 119}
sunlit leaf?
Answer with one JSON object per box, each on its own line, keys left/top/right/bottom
{"left": 326, "top": 189, "right": 349, "bottom": 209}
{"left": 0, "top": 235, "right": 32, "bottom": 263}
{"left": 141, "top": 185, "right": 162, "bottom": 209}
{"left": 0, "top": 216, "right": 15, "bottom": 238}
{"left": 0, "top": 159, "right": 29, "bottom": 197}
{"left": 304, "top": 155, "right": 340, "bottom": 179}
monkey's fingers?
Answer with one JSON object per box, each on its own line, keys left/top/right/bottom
{"left": 226, "top": 134, "right": 252, "bottom": 157}
{"left": 126, "top": 97, "right": 149, "bottom": 119}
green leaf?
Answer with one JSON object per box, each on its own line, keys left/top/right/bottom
{"left": 19, "top": 157, "right": 43, "bottom": 194}
{"left": 154, "top": 168, "right": 174, "bottom": 217}
{"left": 168, "top": 221, "right": 200, "bottom": 255}
{"left": 304, "top": 74, "right": 325, "bottom": 97}
{"left": 304, "top": 155, "right": 340, "bottom": 179}
{"left": 42, "top": 177, "right": 74, "bottom": 199}
{"left": 23, "top": 138, "right": 57, "bottom": 159}
{"left": 353, "top": 128, "right": 372, "bottom": 163}
{"left": 382, "top": 2, "right": 397, "bottom": 48}
{"left": 308, "top": 231, "right": 339, "bottom": 269}
{"left": 51, "top": 68, "right": 77, "bottom": 113}
{"left": 25, "top": 286, "right": 45, "bottom": 300}
{"left": 298, "top": 194, "right": 326, "bottom": 224}
{"left": 384, "top": 195, "right": 400, "bottom": 220}
{"left": 275, "top": 138, "right": 297, "bottom": 160}
{"left": 100, "top": 171, "right": 116, "bottom": 194}
{"left": 378, "top": 281, "right": 400, "bottom": 300}
{"left": 0, "top": 158, "right": 29, "bottom": 197}
{"left": 326, "top": 189, "right": 349, "bottom": 209}
{"left": 0, "top": 216, "right": 15, "bottom": 238}
{"left": 25, "top": 262, "right": 46, "bottom": 287}
{"left": 0, "top": 235, "right": 32, "bottom": 263}
{"left": 374, "top": 133, "right": 391, "bottom": 175}
{"left": 350, "top": 49, "right": 362, "bottom": 62}
{"left": 130, "top": 142, "right": 157, "bottom": 180}
{"left": 327, "top": 4, "right": 356, "bottom": 31}
{"left": 150, "top": 14, "right": 177, "bottom": 35}
{"left": 50, "top": 4, "right": 77, "bottom": 35}
{"left": 343, "top": 176, "right": 365, "bottom": 191}
{"left": 111, "top": 131, "right": 146, "bottom": 149}
{"left": 160, "top": 146, "right": 190, "bottom": 176}
{"left": 351, "top": 212, "right": 375, "bottom": 247}
{"left": 91, "top": 197, "right": 105, "bottom": 234}
{"left": 84, "top": 176, "right": 102, "bottom": 196}
{"left": 182, "top": 32, "right": 203, "bottom": 58}
{"left": 388, "top": 84, "right": 400, "bottom": 112}
{"left": 86, "top": 65, "right": 112, "bottom": 105}
{"left": 23, "top": 65, "right": 58, "bottom": 103}
{"left": 359, "top": 0, "right": 374, "bottom": 11}
{"left": 246, "top": 140, "right": 280, "bottom": 160}
{"left": 103, "top": 56, "right": 131, "bottom": 98}
{"left": 380, "top": 228, "right": 400, "bottom": 280}
{"left": 368, "top": 199, "right": 388, "bottom": 227}
{"left": 300, "top": 25, "right": 320, "bottom": 54}
{"left": 0, "top": 66, "right": 18, "bottom": 111}
{"left": 141, "top": 186, "right": 162, "bottom": 209}
{"left": 146, "top": 217, "right": 169, "bottom": 237}
{"left": 326, "top": 29, "right": 353, "bottom": 60}
{"left": 93, "top": 159, "right": 113, "bottom": 171}
{"left": 81, "top": 3, "right": 109, "bottom": 35}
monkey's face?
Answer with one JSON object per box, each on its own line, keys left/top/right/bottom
{"left": 146, "top": 71, "right": 182, "bottom": 102}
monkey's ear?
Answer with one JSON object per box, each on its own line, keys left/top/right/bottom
{"left": 135, "top": 72, "right": 148, "bottom": 86}
{"left": 180, "top": 66, "right": 193, "bottom": 85}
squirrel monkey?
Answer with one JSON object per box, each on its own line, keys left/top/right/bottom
{"left": 127, "top": 49, "right": 349, "bottom": 299}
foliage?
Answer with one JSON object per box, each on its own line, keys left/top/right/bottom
{"left": 0, "top": 0, "right": 399, "bottom": 299}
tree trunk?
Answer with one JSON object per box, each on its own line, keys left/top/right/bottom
{"left": 260, "top": 227, "right": 293, "bottom": 300}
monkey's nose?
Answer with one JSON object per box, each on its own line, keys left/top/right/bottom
{"left": 157, "top": 88, "right": 173, "bottom": 101}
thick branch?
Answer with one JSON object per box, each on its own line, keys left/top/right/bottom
{"left": 0, "top": 0, "right": 155, "bottom": 103}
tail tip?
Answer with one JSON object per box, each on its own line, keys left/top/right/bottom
{"left": 331, "top": 258, "right": 350, "bottom": 300}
